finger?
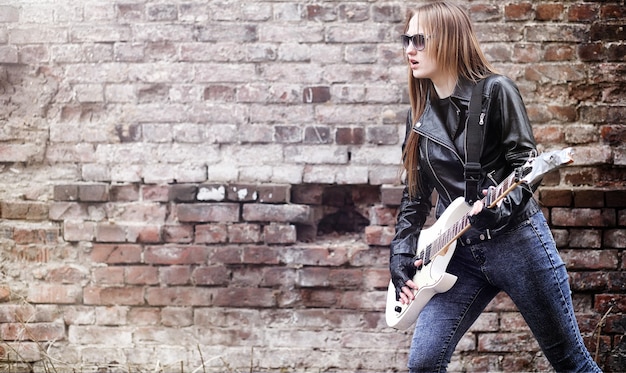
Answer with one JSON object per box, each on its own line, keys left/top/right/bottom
{"left": 469, "top": 200, "right": 483, "bottom": 215}
{"left": 401, "top": 285, "right": 415, "bottom": 302}
{"left": 405, "top": 279, "right": 419, "bottom": 290}
{"left": 413, "top": 259, "right": 423, "bottom": 268}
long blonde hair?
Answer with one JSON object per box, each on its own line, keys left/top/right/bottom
{"left": 402, "top": 2, "right": 496, "bottom": 197}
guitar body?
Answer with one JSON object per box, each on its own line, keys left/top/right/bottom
{"left": 385, "top": 197, "right": 471, "bottom": 329}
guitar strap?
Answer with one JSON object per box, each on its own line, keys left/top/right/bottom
{"left": 464, "top": 78, "right": 487, "bottom": 204}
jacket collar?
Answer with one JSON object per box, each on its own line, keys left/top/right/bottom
{"left": 412, "top": 77, "right": 478, "bottom": 157}
{"left": 449, "top": 77, "right": 474, "bottom": 104}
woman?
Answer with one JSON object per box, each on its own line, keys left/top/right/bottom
{"left": 389, "top": 2, "right": 601, "bottom": 372}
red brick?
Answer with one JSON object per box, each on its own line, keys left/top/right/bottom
{"left": 364, "top": 225, "right": 394, "bottom": 246}
{"left": 568, "top": 3, "right": 599, "bottom": 23}
{"left": 304, "top": 126, "right": 332, "bottom": 144}
{"left": 128, "top": 307, "right": 160, "bottom": 326}
{"left": 335, "top": 127, "right": 364, "bottom": 145}
{"left": 363, "top": 268, "right": 388, "bottom": 289}
{"left": 0, "top": 286, "right": 9, "bottom": 302}
{"left": 1, "top": 322, "right": 65, "bottom": 341}
{"left": 93, "top": 267, "right": 124, "bottom": 286}
{"left": 159, "top": 265, "right": 191, "bottom": 285}
{"left": 369, "top": 206, "right": 398, "bottom": 226}
{"left": 561, "top": 249, "right": 619, "bottom": 270}
{"left": 608, "top": 272, "right": 626, "bottom": 292}
{"left": 209, "top": 246, "right": 243, "bottom": 264}
{"left": 64, "top": 220, "right": 96, "bottom": 242}
{"left": 144, "top": 245, "right": 208, "bottom": 265}
{"left": 231, "top": 266, "right": 264, "bottom": 287}
{"left": 13, "top": 227, "right": 58, "bottom": 244}
{"left": 242, "top": 246, "right": 280, "bottom": 265}
{"left": 242, "top": 204, "right": 312, "bottom": 224}
{"left": 95, "top": 222, "right": 127, "bottom": 242}
{"left": 91, "top": 244, "right": 142, "bottom": 264}
{"left": 302, "top": 86, "right": 330, "bottom": 103}
{"left": 544, "top": 44, "right": 576, "bottom": 61}
{"left": 169, "top": 184, "right": 197, "bottom": 202}
{"left": 109, "top": 184, "right": 140, "bottom": 201}
{"left": 283, "top": 246, "right": 349, "bottom": 266}
{"left": 142, "top": 185, "right": 169, "bottom": 202}
{"left": 551, "top": 208, "right": 615, "bottom": 227}
{"left": 0, "top": 305, "right": 37, "bottom": 323}
{"left": 163, "top": 224, "right": 193, "bottom": 243}
{"left": 83, "top": 286, "right": 144, "bottom": 306}
{"left": 226, "top": 184, "right": 258, "bottom": 202}
{"left": 297, "top": 267, "right": 330, "bottom": 287}
{"left": 192, "top": 266, "right": 229, "bottom": 286}
{"left": 195, "top": 223, "right": 228, "bottom": 243}
{"left": 125, "top": 266, "right": 159, "bottom": 285}
{"left": 27, "top": 284, "right": 82, "bottom": 304}
{"left": 46, "top": 266, "right": 88, "bottom": 284}
{"left": 78, "top": 184, "right": 109, "bottom": 202}
{"left": 328, "top": 268, "right": 363, "bottom": 288}
{"left": 204, "top": 84, "right": 236, "bottom": 101}
{"left": 228, "top": 223, "right": 262, "bottom": 243}
{"left": 145, "top": 287, "right": 215, "bottom": 306}
{"left": 291, "top": 184, "right": 324, "bottom": 205}
{"left": 478, "top": 332, "right": 539, "bottom": 352}
{"left": 340, "top": 290, "right": 382, "bottom": 310}
{"left": 176, "top": 203, "right": 240, "bottom": 223}
{"left": 127, "top": 224, "right": 161, "bottom": 243}
{"left": 504, "top": 3, "right": 533, "bottom": 21}
{"left": 574, "top": 189, "right": 605, "bottom": 208}
{"left": 380, "top": 185, "right": 403, "bottom": 205}
{"left": 570, "top": 271, "right": 610, "bottom": 292}
{"left": 263, "top": 223, "right": 297, "bottom": 244}
{"left": 258, "top": 185, "right": 290, "bottom": 203}
{"left": 604, "top": 229, "right": 626, "bottom": 249}
{"left": 535, "top": 3, "right": 564, "bottom": 21}
{"left": 53, "top": 184, "right": 78, "bottom": 201}
{"left": 606, "top": 190, "right": 626, "bottom": 207}
{"left": 0, "top": 201, "right": 48, "bottom": 220}
{"left": 261, "top": 267, "right": 297, "bottom": 287}
{"left": 539, "top": 189, "right": 572, "bottom": 207}
{"left": 300, "top": 289, "right": 339, "bottom": 308}
{"left": 213, "top": 288, "right": 276, "bottom": 308}
{"left": 276, "top": 125, "right": 302, "bottom": 143}
{"left": 305, "top": 5, "right": 336, "bottom": 22}
{"left": 595, "top": 294, "right": 626, "bottom": 313}
{"left": 578, "top": 43, "right": 605, "bottom": 62}
{"left": 568, "top": 229, "right": 602, "bottom": 248}
{"left": 350, "top": 246, "right": 386, "bottom": 267}
{"left": 161, "top": 307, "right": 193, "bottom": 327}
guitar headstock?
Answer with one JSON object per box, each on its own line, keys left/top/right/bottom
{"left": 520, "top": 148, "right": 574, "bottom": 185}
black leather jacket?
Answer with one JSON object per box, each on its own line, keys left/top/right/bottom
{"left": 390, "top": 75, "right": 540, "bottom": 256}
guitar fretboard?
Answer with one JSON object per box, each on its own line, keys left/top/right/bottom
{"left": 424, "top": 171, "right": 521, "bottom": 263}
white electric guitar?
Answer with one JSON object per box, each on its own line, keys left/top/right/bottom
{"left": 385, "top": 148, "right": 574, "bottom": 329}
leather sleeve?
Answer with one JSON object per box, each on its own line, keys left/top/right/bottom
{"left": 390, "top": 111, "right": 433, "bottom": 257}
{"left": 482, "top": 76, "right": 538, "bottom": 232}
{"left": 390, "top": 186, "right": 432, "bottom": 256}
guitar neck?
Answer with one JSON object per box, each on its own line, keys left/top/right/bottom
{"left": 427, "top": 171, "right": 523, "bottom": 261}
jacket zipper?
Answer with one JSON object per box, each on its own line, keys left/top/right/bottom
{"left": 423, "top": 137, "right": 455, "bottom": 204}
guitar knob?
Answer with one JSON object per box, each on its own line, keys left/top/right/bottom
{"left": 395, "top": 306, "right": 402, "bottom": 313}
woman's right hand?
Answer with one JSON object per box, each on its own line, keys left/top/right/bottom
{"left": 390, "top": 254, "right": 423, "bottom": 304}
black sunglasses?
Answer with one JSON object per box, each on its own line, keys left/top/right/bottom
{"left": 401, "top": 34, "right": 426, "bottom": 51}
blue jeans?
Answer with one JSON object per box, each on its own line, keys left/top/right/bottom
{"left": 408, "top": 211, "right": 601, "bottom": 373}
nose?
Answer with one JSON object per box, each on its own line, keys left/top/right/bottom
{"left": 405, "top": 42, "right": 417, "bottom": 55}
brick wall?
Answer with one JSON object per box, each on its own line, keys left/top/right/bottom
{"left": 0, "top": 0, "right": 624, "bottom": 372}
